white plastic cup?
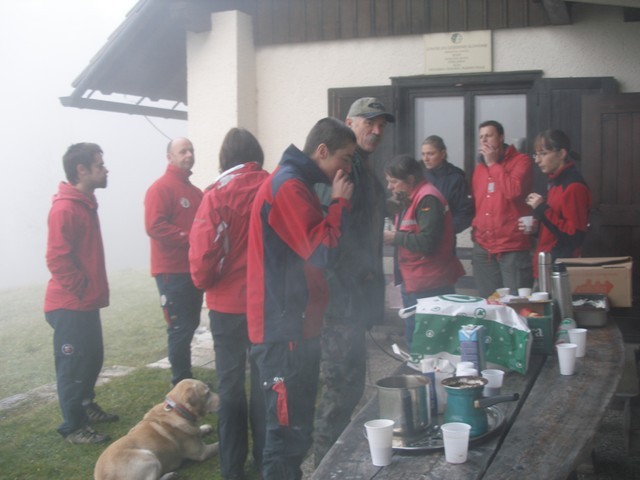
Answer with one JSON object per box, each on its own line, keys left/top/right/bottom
{"left": 457, "top": 361, "right": 474, "bottom": 369}
{"left": 456, "top": 362, "right": 478, "bottom": 377}
{"left": 456, "top": 367, "right": 478, "bottom": 377}
{"left": 481, "top": 369, "right": 505, "bottom": 397}
{"left": 518, "top": 287, "right": 532, "bottom": 297}
{"left": 568, "top": 328, "right": 588, "bottom": 358}
{"left": 556, "top": 343, "right": 578, "bottom": 375}
{"left": 364, "top": 419, "right": 394, "bottom": 466}
{"left": 531, "top": 291, "right": 549, "bottom": 301}
{"left": 441, "top": 422, "right": 472, "bottom": 463}
{"left": 519, "top": 215, "right": 534, "bottom": 234}
{"left": 496, "top": 287, "right": 510, "bottom": 297}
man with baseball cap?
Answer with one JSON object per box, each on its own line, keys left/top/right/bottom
{"left": 313, "top": 97, "right": 395, "bottom": 465}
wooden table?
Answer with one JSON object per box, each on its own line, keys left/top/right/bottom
{"left": 312, "top": 322, "right": 624, "bottom": 480}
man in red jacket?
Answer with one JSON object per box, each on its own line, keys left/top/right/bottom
{"left": 45, "top": 142, "right": 118, "bottom": 444}
{"left": 144, "top": 137, "right": 204, "bottom": 386}
{"left": 471, "top": 120, "right": 534, "bottom": 297}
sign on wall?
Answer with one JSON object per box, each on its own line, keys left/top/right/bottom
{"left": 424, "top": 30, "right": 492, "bottom": 75}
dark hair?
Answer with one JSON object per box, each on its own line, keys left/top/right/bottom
{"left": 62, "top": 143, "right": 103, "bottom": 185}
{"left": 533, "top": 129, "right": 580, "bottom": 161}
{"left": 219, "top": 128, "right": 264, "bottom": 172}
{"left": 479, "top": 120, "right": 504, "bottom": 136}
{"left": 384, "top": 154, "right": 423, "bottom": 183}
{"left": 303, "top": 117, "right": 356, "bottom": 156}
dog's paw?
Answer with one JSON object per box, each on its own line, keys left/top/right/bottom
{"left": 159, "top": 473, "right": 179, "bottom": 480}
{"left": 200, "top": 424, "right": 214, "bottom": 436}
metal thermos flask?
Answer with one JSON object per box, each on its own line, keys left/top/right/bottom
{"left": 551, "top": 262, "right": 573, "bottom": 320}
{"left": 538, "top": 252, "right": 552, "bottom": 295}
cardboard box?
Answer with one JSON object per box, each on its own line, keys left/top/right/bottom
{"left": 507, "top": 300, "right": 556, "bottom": 355}
{"left": 557, "top": 257, "right": 633, "bottom": 308}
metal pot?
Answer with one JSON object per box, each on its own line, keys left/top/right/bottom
{"left": 442, "top": 376, "right": 519, "bottom": 437}
{"left": 376, "top": 375, "right": 432, "bottom": 438}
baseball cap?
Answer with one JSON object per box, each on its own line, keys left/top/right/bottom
{"left": 347, "top": 97, "right": 395, "bottom": 123}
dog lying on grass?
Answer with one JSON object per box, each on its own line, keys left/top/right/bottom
{"left": 94, "top": 379, "right": 219, "bottom": 480}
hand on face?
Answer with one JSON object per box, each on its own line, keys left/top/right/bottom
{"left": 331, "top": 169, "right": 354, "bottom": 201}
{"left": 385, "top": 174, "right": 412, "bottom": 205}
{"left": 478, "top": 126, "right": 504, "bottom": 166}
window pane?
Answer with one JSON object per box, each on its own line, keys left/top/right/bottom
{"left": 475, "top": 95, "right": 527, "bottom": 153}
{"left": 414, "top": 97, "right": 465, "bottom": 169}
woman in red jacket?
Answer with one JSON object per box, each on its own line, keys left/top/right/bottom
{"left": 524, "top": 129, "right": 592, "bottom": 278}
{"left": 189, "top": 128, "right": 269, "bottom": 479}
{"left": 383, "top": 154, "right": 465, "bottom": 347}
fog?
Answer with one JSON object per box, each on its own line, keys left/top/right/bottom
{"left": 0, "top": 1, "right": 188, "bottom": 290}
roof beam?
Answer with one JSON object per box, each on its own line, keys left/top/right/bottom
{"left": 59, "top": 96, "right": 187, "bottom": 120}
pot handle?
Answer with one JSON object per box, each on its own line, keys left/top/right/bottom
{"left": 474, "top": 392, "right": 520, "bottom": 409}
{"left": 398, "top": 305, "right": 417, "bottom": 319}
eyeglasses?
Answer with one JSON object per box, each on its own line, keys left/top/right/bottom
{"left": 532, "top": 150, "right": 554, "bottom": 160}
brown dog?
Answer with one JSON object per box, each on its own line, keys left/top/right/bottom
{"left": 94, "top": 379, "right": 219, "bottom": 480}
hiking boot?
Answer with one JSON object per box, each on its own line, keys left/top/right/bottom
{"left": 65, "top": 426, "right": 110, "bottom": 444}
{"left": 84, "top": 402, "right": 119, "bottom": 423}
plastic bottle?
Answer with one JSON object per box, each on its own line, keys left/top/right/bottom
{"left": 555, "top": 317, "right": 577, "bottom": 344}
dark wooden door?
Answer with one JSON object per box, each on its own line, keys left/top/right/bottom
{"left": 581, "top": 93, "right": 640, "bottom": 299}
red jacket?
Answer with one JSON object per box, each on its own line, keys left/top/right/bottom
{"left": 471, "top": 145, "right": 533, "bottom": 253}
{"left": 44, "top": 182, "right": 109, "bottom": 312}
{"left": 246, "top": 145, "right": 351, "bottom": 344}
{"left": 144, "top": 164, "right": 203, "bottom": 276}
{"left": 532, "top": 162, "right": 591, "bottom": 276}
{"left": 396, "top": 181, "right": 465, "bottom": 292}
{"left": 189, "top": 163, "right": 268, "bottom": 313}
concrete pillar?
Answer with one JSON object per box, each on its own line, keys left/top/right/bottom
{"left": 186, "top": 10, "right": 256, "bottom": 188}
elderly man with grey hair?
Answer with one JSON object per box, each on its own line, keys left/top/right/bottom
{"left": 314, "top": 97, "right": 395, "bottom": 466}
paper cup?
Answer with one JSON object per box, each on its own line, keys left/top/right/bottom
{"left": 481, "top": 369, "right": 505, "bottom": 397}
{"left": 441, "top": 422, "right": 472, "bottom": 464}
{"left": 556, "top": 343, "right": 578, "bottom": 375}
{"left": 364, "top": 419, "right": 394, "bottom": 466}
{"left": 518, "top": 287, "right": 532, "bottom": 297}
{"left": 519, "top": 215, "right": 534, "bottom": 234}
{"left": 531, "top": 292, "right": 549, "bottom": 301}
{"left": 568, "top": 328, "right": 587, "bottom": 357}
{"left": 496, "top": 287, "right": 510, "bottom": 297}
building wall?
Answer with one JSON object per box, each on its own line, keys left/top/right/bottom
{"left": 188, "top": 4, "right": 640, "bottom": 184}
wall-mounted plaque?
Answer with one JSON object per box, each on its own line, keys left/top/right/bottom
{"left": 425, "top": 30, "right": 492, "bottom": 75}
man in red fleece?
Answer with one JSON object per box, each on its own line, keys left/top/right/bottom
{"left": 45, "top": 142, "right": 118, "bottom": 444}
{"left": 144, "top": 137, "right": 204, "bottom": 386}
{"left": 471, "top": 120, "right": 534, "bottom": 297}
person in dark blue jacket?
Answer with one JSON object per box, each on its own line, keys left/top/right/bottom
{"left": 421, "top": 135, "right": 474, "bottom": 238}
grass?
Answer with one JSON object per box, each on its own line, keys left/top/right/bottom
{"left": 0, "top": 271, "right": 261, "bottom": 479}
{"left": 0, "top": 269, "right": 168, "bottom": 399}
{"left": 0, "top": 367, "right": 259, "bottom": 480}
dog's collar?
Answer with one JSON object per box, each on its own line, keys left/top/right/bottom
{"left": 164, "top": 396, "right": 197, "bottom": 422}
